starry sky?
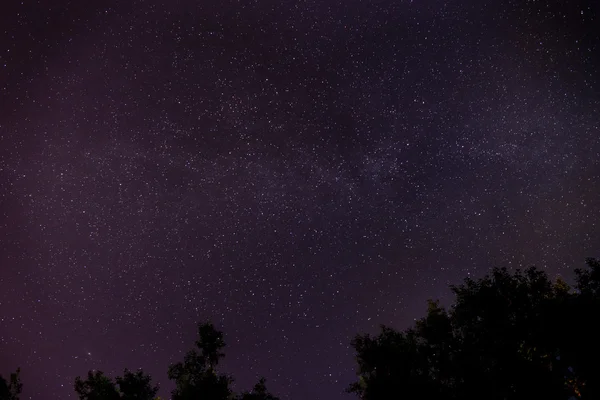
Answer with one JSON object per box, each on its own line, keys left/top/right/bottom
{"left": 0, "top": 0, "right": 599, "bottom": 399}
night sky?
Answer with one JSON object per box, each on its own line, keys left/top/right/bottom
{"left": 1, "top": 0, "right": 599, "bottom": 399}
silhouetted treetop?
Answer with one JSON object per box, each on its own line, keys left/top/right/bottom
{"left": 239, "top": 378, "right": 280, "bottom": 400}
{"left": 168, "top": 322, "right": 280, "bottom": 400}
{"left": 0, "top": 369, "right": 22, "bottom": 400}
{"left": 349, "top": 258, "right": 600, "bottom": 400}
{"left": 75, "top": 371, "right": 120, "bottom": 400}
{"left": 74, "top": 369, "right": 158, "bottom": 400}
{"left": 168, "top": 322, "right": 233, "bottom": 400}
{"left": 116, "top": 369, "right": 159, "bottom": 400}
{"left": 195, "top": 322, "right": 226, "bottom": 369}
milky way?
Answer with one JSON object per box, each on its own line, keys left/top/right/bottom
{"left": 1, "top": 1, "right": 599, "bottom": 399}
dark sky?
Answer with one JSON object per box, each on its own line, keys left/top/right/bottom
{"left": 0, "top": 0, "right": 599, "bottom": 399}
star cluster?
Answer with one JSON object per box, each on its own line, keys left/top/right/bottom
{"left": 1, "top": 1, "right": 599, "bottom": 399}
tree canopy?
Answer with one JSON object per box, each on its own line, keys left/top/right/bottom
{"left": 74, "top": 369, "right": 158, "bottom": 400}
{"left": 348, "top": 258, "right": 600, "bottom": 400}
{"left": 0, "top": 369, "right": 22, "bottom": 400}
{"left": 168, "top": 322, "right": 278, "bottom": 400}
{"left": 238, "top": 378, "right": 280, "bottom": 400}
{"left": 167, "top": 322, "right": 233, "bottom": 400}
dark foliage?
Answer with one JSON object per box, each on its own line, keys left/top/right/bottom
{"left": 116, "top": 369, "right": 160, "bottom": 400}
{"left": 348, "top": 258, "right": 600, "bottom": 400}
{"left": 238, "top": 378, "right": 280, "bottom": 400}
{"left": 168, "top": 322, "right": 281, "bottom": 400}
{"left": 74, "top": 369, "right": 158, "bottom": 400}
{"left": 168, "top": 322, "right": 233, "bottom": 400}
{"left": 75, "top": 371, "right": 120, "bottom": 400}
{"left": 0, "top": 369, "right": 22, "bottom": 400}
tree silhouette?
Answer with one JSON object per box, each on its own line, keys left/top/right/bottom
{"left": 116, "top": 369, "right": 159, "bottom": 400}
{"left": 74, "top": 369, "right": 158, "bottom": 400}
{"left": 75, "top": 371, "right": 119, "bottom": 400}
{"left": 348, "top": 258, "right": 600, "bottom": 400}
{"left": 168, "top": 322, "right": 233, "bottom": 400}
{"left": 0, "top": 368, "right": 22, "bottom": 400}
{"left": 565, "top": 257, "right": 600, "bottom": 398}
{"left": 196, "top": 323, "right": 226, "bottom": 369}
{"left": 238, "top": 378, "right": 279, "bottom": 400}
{"left": 72, "top": 322, "right": 278, "bottom": 400}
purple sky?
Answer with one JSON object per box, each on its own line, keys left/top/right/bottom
{"left": 1, "top": 0, "right": 599, "bottom": 399}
